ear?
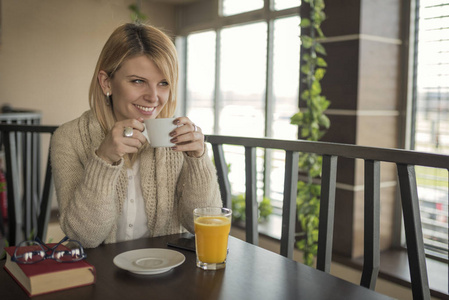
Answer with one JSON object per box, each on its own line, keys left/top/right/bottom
{"left": 98, "top": 70, "right": 111, "bottom": 95}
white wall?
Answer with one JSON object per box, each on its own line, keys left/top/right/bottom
{"left": 0, "top": 0, "right": 176, "bottom": 126}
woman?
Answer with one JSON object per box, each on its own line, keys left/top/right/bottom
{"left": 51, "top": 23, "right": 222, "bottom": 248}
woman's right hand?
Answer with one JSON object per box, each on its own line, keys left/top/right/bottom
{"left": 95, "top": 118, "right": 146, "bottom": 164}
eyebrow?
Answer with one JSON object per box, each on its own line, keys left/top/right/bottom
{"left": 126, "top": 75, "right": 146, "bottom": 79}
{"left": 125, "top": 75, "right": 167, "bottom": 82}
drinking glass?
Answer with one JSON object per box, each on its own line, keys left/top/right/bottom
{"left": 193, "top": 207, "right": 232, "bottom": 270}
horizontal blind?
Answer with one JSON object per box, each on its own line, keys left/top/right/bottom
{"left": 413, "top": 0, "right": 449, "bottom": 258}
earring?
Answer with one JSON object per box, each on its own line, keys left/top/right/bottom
{"left": 105, "top": 92, "right": 111, "bottom": 106}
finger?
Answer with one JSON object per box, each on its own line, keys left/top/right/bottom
{"left": 171, "top": 130, "right": 203, "bottom": 145}
{"left": 122, "top": 135, "right": 144, "bottom": 148}
{"left": 130, "top": 119, "right": 145, "bottom": 131}
{"left": 172, "top": 140, "right": 203, "bottom": 152}
{"left": 192, "top": 124, "right": 201, "bottom": 133}
{"left": 170, "top": 120, "right": 200, "bottom": 138}
{"left": 116, "top": 119, "right": 145, "bottom": 132}
{"left": 173, "top": 116, "right": 190, "bottom": 126}
{"left": 172, "top": 117, "right": 196, "bottom": 131}
{"left": 122, "top": 129, "right": 147, "bottom": 145}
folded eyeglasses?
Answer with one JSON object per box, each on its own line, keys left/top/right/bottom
{"left": 12, "top": 236, "right": 86, "bottom": 264}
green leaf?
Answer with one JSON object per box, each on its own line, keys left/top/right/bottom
{"left": 300, "top": 18, "right": 311, "bottom": 28}
{"left": 315, "top": 43, "right": 327, "bottom": 55}
{"left": 128, "top": 4, "right": 148, "bottom": 22}
{"left": 315, "top": 0, "right": 325, "bottom": 10}
{"left": 316, "top": 57, "right": 327, "bottom": 67}
{"left": 301, "top": 64, "right": 311, "bottom": 75}
{"left": 297, "top": 240, "right": 306, "bottom": 250}
{"left": 315, "top": 68, "right": 326, "bottom": 80}
{"left": 318, "top": 96, "right": 330, "bottom": 110}
{"left": 302, "top": 53, "right": 311, "bottom": 62}
{"left": 311, "top": 80, "right": 322, "bottom": 95}
{"left": 301, "top": 127, "right": 310, "bottom": 138}
{"left": 290, "top": 112, "right": 303, "bottom": 125}
{"left": 301, "top": 90, "right": 310, "bottom": 101}
{"left": 301, "top": 36, "right": 313, "bottom": 48}
{"left": 318, "top": 114, "right": 330, "bottom": 128}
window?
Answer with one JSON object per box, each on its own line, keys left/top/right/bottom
{"left": 186, "top": 31, "right": 216, "bottom": 134}
{"left": 219, "top": 22, "right": 267, "bottom": 137}
{"left": 221, "top": 0, "right": 264, "bottom": 16}
{"left": 182, "top": 2, "right": 300, "bottom": 210}
{"left": 274, "top": 0, "right": 300, "bottom": 11}
{"left": 411, "top": 0, "right": 449, "bottom": 258}
{"left": 267, "top": 16, "right": 300, "bottom": 203}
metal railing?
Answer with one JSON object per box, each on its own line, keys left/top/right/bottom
{"left": 205, "top": 134, "right": 449, "bottom": 300}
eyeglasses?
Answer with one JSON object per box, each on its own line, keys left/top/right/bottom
{"left": 12, "top": 236, "right": 86, "bottom": 264}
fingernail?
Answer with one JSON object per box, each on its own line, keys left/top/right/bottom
{"left": 169, "top": 131, "right": 176, "bottom": 137}
{"left": 170, "top": 138, "right": 178, "bottom": 143}
{"left": 171, "top": 146, "right": 177, "bottom": 151}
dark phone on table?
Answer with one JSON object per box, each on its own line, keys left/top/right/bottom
{"left": 167, "top": 237, "right": 196, "bottom": 252}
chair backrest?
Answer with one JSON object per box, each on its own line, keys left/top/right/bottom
{"left": 206, "top": 134, "right": 449, "bottom": 300}
{"left": 0, "top": 124, "right": 58, "bottom": 246}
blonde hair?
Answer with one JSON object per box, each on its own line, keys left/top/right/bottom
{"left": 89, "top": 23, "right": 179, "bottom": 134}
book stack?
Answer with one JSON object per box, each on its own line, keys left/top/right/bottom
{"left": 3, "top": 245, "right": 96, "bottom": 297}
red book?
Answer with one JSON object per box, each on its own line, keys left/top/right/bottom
{"left": 3, "top": 245, "right": 96, "bottom": 297}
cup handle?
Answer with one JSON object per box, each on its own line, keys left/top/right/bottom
{"left": 142, "top": 124, "right": 150, "bottom": 143}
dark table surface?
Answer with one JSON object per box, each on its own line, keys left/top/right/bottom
{"left": 1, "top": 234, "right": 394, "bottom": 300}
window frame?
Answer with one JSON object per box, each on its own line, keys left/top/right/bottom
{"left": 176, "top": 0, "right": 300, "bottom": 207}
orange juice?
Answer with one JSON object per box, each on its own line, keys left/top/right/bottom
{"left": 194, "top": 216, "right": 231, "bottom": 264}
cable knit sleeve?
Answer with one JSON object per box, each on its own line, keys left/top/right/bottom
{"left": 51, "top": 120, "right": 123, "bottom": 248}
{"left": 176, "top": 150, "right": 222, "bottom": 233}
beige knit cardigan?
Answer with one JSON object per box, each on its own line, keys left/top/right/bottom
{"left": 50, "top": 110, "right": 222, "bottom": 248}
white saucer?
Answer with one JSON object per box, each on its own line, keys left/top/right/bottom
{"left": 113, "top": 248, "right": 185, "bottom": 275}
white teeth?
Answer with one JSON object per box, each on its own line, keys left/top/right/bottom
{"left": 135, "top": 104, "right": 155, "bottom": 112}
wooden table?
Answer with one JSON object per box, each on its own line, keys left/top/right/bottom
{"left": 0, "top": 234, "right": 393, "bottom": 300}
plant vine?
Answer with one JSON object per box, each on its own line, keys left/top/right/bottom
{"left": 128, "top": 1, "right": 148, "bottom": 23}
{"left": 290, "top": 0, "right": 330, "bottom": 266}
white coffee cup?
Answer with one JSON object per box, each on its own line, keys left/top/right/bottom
{"left": 143, "top": 118, "right": 177, "bottom": 147}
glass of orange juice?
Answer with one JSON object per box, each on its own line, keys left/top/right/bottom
{"left": 194, "top": 207, "right": 232, "bottom": 270}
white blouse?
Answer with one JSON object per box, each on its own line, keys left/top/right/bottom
{"left": 116, "top": 157, "right": 150, "bottom": 242}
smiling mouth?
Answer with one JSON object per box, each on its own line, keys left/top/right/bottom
{"left": 135, "top": 104, "right": 156, "bottom": 112}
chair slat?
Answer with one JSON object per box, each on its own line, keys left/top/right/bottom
{"left": 0, "top": 124, "right": 57, "bottom": 245}
{"left": 280, "top": 150, "right": 299, "bottom": 259}
{"left": 24, "top": 131, "right": 33, "bottom": 238}
{"left": 37, "top": 150, "right": 55, "bottom": 241}
{"left": 245, "top": 146, "right": 258, "bottom": 245}
{"left": 4, "top": 131, "right": 23, "bottom": 244}
{"left": 360, "top": 160, "right": 380, "bottom": 289}
{"left": 316, "top": 154, "right": 338, "bottom": 273}
{"left": 211, "top": 143, "right": 232, "bottom": 208}
{"left": 397, "top": 164, "right": 430, "bottom": 300}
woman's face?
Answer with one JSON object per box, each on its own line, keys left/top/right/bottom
{"left": 101, "top": 55, "right": 170, "bottom": 121}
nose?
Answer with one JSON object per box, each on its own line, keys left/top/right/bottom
{"left": 143, "top": 85, "right": 158, "bottom": 103}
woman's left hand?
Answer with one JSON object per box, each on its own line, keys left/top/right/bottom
{"left": 169, "top": 117, "right": 204, "bottom": 157}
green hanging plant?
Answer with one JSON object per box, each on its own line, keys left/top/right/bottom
{"left": 231, "top": 194, "right": 273, "bottom": 223}
{"left": 291, "top": 0, "right": 330, "bottom": 266}
{"left": 128, "top": 2, "right": 148, "bottom": 23}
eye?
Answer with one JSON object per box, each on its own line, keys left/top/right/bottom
{"left": 159, "top": 81, "right": 169, "bottom": 86}
{"left": 132, "top": 79, "right": 144, "bottom": 84}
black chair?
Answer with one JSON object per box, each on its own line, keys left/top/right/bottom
{"left": 206, "top": 135, "right": 449, "bottom": 300}
{"left": 0, "top": 124, "right": 58, "bottom": 246}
